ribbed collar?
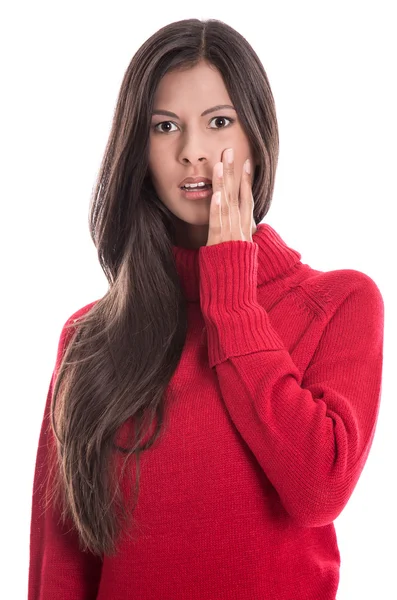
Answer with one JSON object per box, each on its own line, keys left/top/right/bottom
{"left": 171, "top": 222, "right": 302, "bottom": 302}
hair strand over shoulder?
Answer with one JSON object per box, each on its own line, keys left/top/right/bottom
{"left": 46, "top": 17, "right": 279, "bottom": 558}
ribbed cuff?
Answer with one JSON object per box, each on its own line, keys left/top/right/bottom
{"left": 199, "top": 241, "right": 285, "bottom": 368}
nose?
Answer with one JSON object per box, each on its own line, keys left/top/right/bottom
{"left": 181, "top": 156, "right": 206, "bottom": 165}
{"left": 178, "top": 131, "right": 209, "bottom": 166}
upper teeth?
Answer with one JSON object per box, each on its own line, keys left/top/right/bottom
{"left": 182, "top": 182, "right": 209, "bottom": 188}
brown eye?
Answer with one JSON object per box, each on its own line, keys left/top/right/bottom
{"left": 209, "top": 116, "right": 234, "bottom": 129}
{"left": 153, "top": 121, "right": 178, "bottom": 133}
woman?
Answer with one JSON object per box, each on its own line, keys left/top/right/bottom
{"left": 28, "top": 18, "right": 384, "bottom": 600}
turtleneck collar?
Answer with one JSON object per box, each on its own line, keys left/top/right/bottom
{"left": 171, "top": 222, "right": 302, "bottom": 302}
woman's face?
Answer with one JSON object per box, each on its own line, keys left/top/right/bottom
{"left": 148, "top": 60, "right": 256, "bottom": 249}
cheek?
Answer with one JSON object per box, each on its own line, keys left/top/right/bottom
{"left": 149, "top": 143, "right": 169, "bottom": 175}
{"left": 148, "top": 154, "right": 161, "bottom": 185}
{"left": 148, "top": 139, "right": 161, "bottom": 166}
{"left": 234, "top": 136, "right": 253, "bottom": 163}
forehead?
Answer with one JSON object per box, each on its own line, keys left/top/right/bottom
{"left": 153, "top": 61, "right": 232, "bottom": 107}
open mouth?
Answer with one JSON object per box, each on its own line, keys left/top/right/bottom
{"left": 180, "top": 183, "right": 213, "bottom": 191}
{"left": 179, "top": 183, "right": 213, "bottom": 199}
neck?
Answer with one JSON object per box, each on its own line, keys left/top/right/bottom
{"left": 172, "top": 222, "right": 303, "bottom": 303}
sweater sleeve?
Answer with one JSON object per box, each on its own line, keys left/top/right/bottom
{"left": 28, "top": 310, "right": 102, "bottom": 600}
{"left": 198, "top": 240, "right": 384, "bottom": 528}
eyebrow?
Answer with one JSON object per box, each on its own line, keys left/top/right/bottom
{"left": 151, "top": 104, "right": 236, "bottom": 119}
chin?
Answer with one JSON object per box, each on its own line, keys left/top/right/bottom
{"left": 171, "top": 205, "right": 211, "bottom": 223}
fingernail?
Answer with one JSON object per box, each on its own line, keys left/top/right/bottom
{"left": 226, "top": 148, "right": 234, "bottom": 164}
{"left": 244, "top": 159, "right": 251, "bottom": 174}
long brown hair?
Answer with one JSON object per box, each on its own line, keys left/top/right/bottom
{"left": 45, "top": 17, "right": 279, "bottom": 558}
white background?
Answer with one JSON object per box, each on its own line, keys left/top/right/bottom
{"left": 1, "top": 1, "right": 395, "bottom": 598}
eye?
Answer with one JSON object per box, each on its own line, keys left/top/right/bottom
{"left": 153, "top": 121, "right": 178, "bottom": 134}
{"left": 209, "top": 116, "right": 234, "bottom": 129}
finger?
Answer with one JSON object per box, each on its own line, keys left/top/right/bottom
{"left": 222, "top": 148, "right": 234, "bottom": 204}
{"left": 212, "top": 161, "right": 224, "bottom": 197}
{"left": 239, "top": 159, "right": 254, "bottom": 241}
{"left": 222, "top": 148, "right": 239, "bottom": 235}
{"left": 212, "top": 160, "right": 228, "bottom": 227}
{"left": 223, "top": 147, "right": 237, "bottom": 208}
{"left": 206, "top": 190, "right": 222, "bottom": 246}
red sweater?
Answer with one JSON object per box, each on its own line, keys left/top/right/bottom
{"left": 29, "top": 223, "right": 384, "bottom": 600}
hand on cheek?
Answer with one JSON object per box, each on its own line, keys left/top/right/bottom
{"left": 206, "top": 147, "right": 256, "bottom": 247}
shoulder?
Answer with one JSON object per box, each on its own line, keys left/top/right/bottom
{"left": 50, "top": 300, "right": 100, "bottom": 379}
{"left": 64, "top": 300, "right": 99, "bottom": 326}
{"left": 297, "top": 267, "right": 384, "bottom": 317}
{"left": 58, "top": 300, "right": 100, "bottom": 348}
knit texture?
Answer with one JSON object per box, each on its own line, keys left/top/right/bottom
{"left": 28, "top": 223, "right": 384, "bottom": 599}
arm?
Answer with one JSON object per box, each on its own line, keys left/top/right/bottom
{"left": 199, "top": 241, "right": 384, "bottom": 528}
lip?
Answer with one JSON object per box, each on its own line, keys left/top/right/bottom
{"left": 180, "top": 186, "right": 213, "bottom": 200}
{"left": 179, "top": 175, "right": 212, "bottom": 188}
